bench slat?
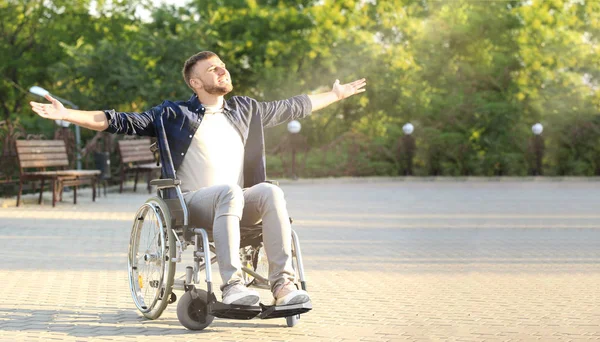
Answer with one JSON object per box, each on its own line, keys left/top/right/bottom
{"left": 21, "top": 159, "right": 69, "bottom": 168}
{"left": 120, "top": 149, "right": 153, "bottom": 157}
{"left": 16, "top": 146, "right": 67, "bottom": 154}
{"left": 120, "top": 144, "right": 153, "bottom": 153}
{"left": 16, "top": 140, "right": 65, "bottom": 147}
{"left": 18, "top": 153, "right": 68, "bottom": 161}
{"left": 121, "top": 151, "right": 154, "bottom": 158}
{"left": 118, "top": 139, "right": 152, "bottom": 146}
{"left": 122, "top": 152, "right": 154, "bottom": 163}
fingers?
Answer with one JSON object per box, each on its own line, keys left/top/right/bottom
{"left": 335, "top": 78, "right": 366, "bottom": 86}
{"left": 30, "top": 101, "right": 51, "bottom": 117}
{"left": 349, "top": 78, "right": 366, "bottom": 85}
{"left": 44, "top": 94, "right": 56, "bottom": 103}
{"left": 349, "top": 79, "right": 366, "bottom": 93}
{"left": 30, "top": 103, "right": 46, "bottom": 117}
{"left": 351, "top": 80, "right": 367, "bottom": 89}
{"left": 354, "top": 83, "right": 366, "bottom": 90}
{"left": 30, "top": 101, "right": 45, "bottom": 111}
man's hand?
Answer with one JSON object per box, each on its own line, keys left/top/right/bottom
{"left": 332, "top": 78, "right": 367, "bottom": 100}
{"left": 29, "top": 95, "right": 109, "bottom": 131}
{"left": 30, "top": 94, "right": 68, "bottom": 121}
{"left": 308, "top": 78, "right": 367, "bottom": 112}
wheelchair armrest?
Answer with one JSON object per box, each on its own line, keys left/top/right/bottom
{"left": 150, "top": 178, "right": 181, "bottom": 189}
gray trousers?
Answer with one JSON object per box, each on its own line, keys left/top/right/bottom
{"left": 183, "top": 182, "right": 294, "bottom": 291}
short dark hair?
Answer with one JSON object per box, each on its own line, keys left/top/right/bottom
{"left": 182, "top": 51, "right": 218, "bottom": 89}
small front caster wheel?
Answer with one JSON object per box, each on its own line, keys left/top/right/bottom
{"left": 176, "top": 289, "right": 214, "bottom": 330}
{"left": 286, "top": 314, "right": 300, "bottom": 327}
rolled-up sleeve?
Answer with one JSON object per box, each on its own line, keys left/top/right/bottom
{"left": 257, "top": 94, "right": 313, "bottom": 128}
{"left": 103, "top": 105, "right": 160, "bottom": 136}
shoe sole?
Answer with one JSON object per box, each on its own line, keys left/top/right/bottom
{"left": 276, "top": 293, "right": 310, "bottom": 306}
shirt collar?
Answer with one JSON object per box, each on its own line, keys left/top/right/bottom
{"left": 188, "top": 93, "right": 231, "bottom": 113}
{"left": 188, "top": 93, "right": 203, "bottom": 114}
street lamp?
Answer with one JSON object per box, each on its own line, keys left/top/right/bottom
{"left": 400, "top": 122, "right": 416, "bottom": 175}
{"left": 402, "top": 123, "right": 414, "bottom": 135}
{"left": 287, "top": 120, "right": 301, "bottom": 134}
{"left": 287, "top": 120, "right": 301, "bottom": 179}
{"left": 532, "top": 123, "right": 543, "bottom": 136}
{"left": 531, "top": 123, "right": 544, "bottom": 176}
{"left": 29, "top": 86, "right": 82, "bottom": 170}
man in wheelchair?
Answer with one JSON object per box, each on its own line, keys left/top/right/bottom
{"left": 30, "top": 51, "right": 366, "bottom": 307}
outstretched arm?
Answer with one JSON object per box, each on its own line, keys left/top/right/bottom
{"left": 308, "top": 78, "right": 366, "bottom": 112}
{"left": 30, "top": 94, "right": 108, "bottom": 131}
{"left": 258, "top": 78, "right": 367, "bottom": 127}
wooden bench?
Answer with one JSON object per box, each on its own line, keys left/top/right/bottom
{"left": 117, "top": 138, "right": 160, "bottom": 193}
{"left": 15, "top": 140, "right": 100, "bottom": 207}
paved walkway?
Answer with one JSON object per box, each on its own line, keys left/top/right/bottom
{"left": 1, "top": 180, "right": 599, "bottom": 341}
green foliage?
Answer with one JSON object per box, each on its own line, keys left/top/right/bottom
{"left": 545, "top": 113, "right": 600, "bottom": 176}
{"left": 2, "top": 0, "right": 600, "bottom": 179}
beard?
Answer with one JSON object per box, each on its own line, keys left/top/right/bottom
{"left": 204, "top": 83, "right": 233, "bottom": 96}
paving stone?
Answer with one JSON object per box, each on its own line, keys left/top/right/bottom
{"left": 1, "top": 181, "right": 600, "bottom": 340}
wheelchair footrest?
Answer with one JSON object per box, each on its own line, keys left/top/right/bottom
{"left": 258, "top": 301, "right": 312, "bottom": 319}
{"left": 209, "top": 302, "right": 261, "bottom": 320}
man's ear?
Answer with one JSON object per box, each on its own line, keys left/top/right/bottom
{"left": 190, "top": 78, "right": 202, "bottom": 90}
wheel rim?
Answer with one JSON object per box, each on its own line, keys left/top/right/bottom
{"left": 129, "top": 202, "right": 167, "bottom": 313}
{"left": 187, "top": 296, "right": 207, "bottom": 324}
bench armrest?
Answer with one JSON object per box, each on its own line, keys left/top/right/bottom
{"left": 150, "top": 178, "right": 181, "bottom": 189}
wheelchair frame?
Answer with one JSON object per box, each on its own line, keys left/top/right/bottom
{"left": 126, "top": 115, "right": 311, "bottom": 330}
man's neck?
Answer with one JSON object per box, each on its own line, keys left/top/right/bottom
{"left": 196, "top": 92, "right": 224, "bottom": 108}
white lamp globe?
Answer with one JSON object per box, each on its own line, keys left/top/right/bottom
{"left": 29, "top": 86, "right": 49, "bottom": 97}
{"left": 532, "top": 123, "right": 543, "bottom": 135}
{"left": 287, "top": 120, "right": 301, "bottom": 134}
{"left": 402, "top": 123, "right": 414, "bottom": 135}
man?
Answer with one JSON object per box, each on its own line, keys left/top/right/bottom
{"left": 30, "top": 51, "right": 366, "bottom": 307}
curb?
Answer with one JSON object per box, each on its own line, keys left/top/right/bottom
{"left": 0, "top": 184, "right": 119, "bottom": 208}
{"left": 3, "top": 176, "right": 599, "bottom": 207}
{"left": 275, "top": 176, "right": 600, "bottom": 185}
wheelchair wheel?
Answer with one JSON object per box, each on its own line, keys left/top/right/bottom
{"left": 286, "top": 314, "right": 300, "bottom": 327}
{"left": 128, "top": 197, "right": 176, "bottom": 319}
{"left": 176, "top": 289, "right": 214, "bottom": 330}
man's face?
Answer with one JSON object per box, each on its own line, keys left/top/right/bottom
{"left": 191, "top": 56, "right": 233, "bottom": 95}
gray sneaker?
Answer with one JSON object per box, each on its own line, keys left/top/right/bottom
{"left": 222, "top": 284, "right": 260, "bottom": 306}
{"left": 273, "top": 281, "right": 310, "bottom": 306}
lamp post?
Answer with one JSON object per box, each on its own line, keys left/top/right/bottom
{"left": 401, "top": 123, "right": 415, "bottom": 176}
{"left": 531, "top": 123, "right": 544, "bottom": 176}
{"left": 287, "top": 120, "right": 301, "bottom": 180}
{"left": 29, "top": 86, "right": 82, "bottom": 170}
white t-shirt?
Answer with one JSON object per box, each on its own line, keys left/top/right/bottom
{"left": 177, "top": 104, "right": 244, "bottom": 192}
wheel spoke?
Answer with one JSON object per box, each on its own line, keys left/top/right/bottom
{"left": 128, "top": 198, "right": 175, "bottom": 319}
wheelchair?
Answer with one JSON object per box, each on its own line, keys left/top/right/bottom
{"left": 126, "top": 118, "right": 311, "bottom": 330}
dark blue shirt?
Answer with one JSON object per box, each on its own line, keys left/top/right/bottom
{"left": 103, "top": 93, "right": 312, "bottom": 188}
